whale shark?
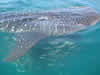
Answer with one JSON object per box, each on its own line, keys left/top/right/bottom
{"left": 0, "top": 7, "right": 100, "bottom": 62}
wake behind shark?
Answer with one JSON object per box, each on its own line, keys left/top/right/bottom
{"left": 0, "top": 7, "right": 100, "bottom": 62}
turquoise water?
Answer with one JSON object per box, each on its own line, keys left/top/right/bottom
{"left": 0, "top": 0, "right": 100, "bottom": 75}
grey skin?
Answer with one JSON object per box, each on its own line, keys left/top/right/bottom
{"left": 0, "top": 7, "right": 100, "bottom": 62}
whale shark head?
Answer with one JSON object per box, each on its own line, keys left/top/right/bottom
{"left": 70, "top": 7, "right": 100, "bottom": 26}
{"left": 83, "top": 7, "right": 100, "bottom": 26}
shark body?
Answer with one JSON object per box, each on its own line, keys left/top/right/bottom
{"left": 0, "top": 7, "right": 100, "bottom": 62}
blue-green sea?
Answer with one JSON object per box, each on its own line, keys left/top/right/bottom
{"left": 0, "top": 0, "right": 100, "bottom": 75}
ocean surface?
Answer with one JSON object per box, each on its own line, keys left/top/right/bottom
{"left": 0, "top": 0, "right": 100, "bottom": 75}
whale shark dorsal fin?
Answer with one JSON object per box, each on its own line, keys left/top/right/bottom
{"left": 3, "top": 32, "right": 46, "bottom": 62}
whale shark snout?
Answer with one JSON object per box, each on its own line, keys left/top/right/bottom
{"left": 81, "top": 7, "right": 100, "bottom": 26}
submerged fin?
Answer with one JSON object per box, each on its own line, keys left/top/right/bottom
{"left": 3, "top": 32, "right": 46, "bottom": 62}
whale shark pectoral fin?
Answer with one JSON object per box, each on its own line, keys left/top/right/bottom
{"left": 3, "top": 32, "right": 46, "bottom": 62}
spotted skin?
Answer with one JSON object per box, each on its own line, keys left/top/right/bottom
{"left": 1, "top": 7, "right": 100, "bottom": 62}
